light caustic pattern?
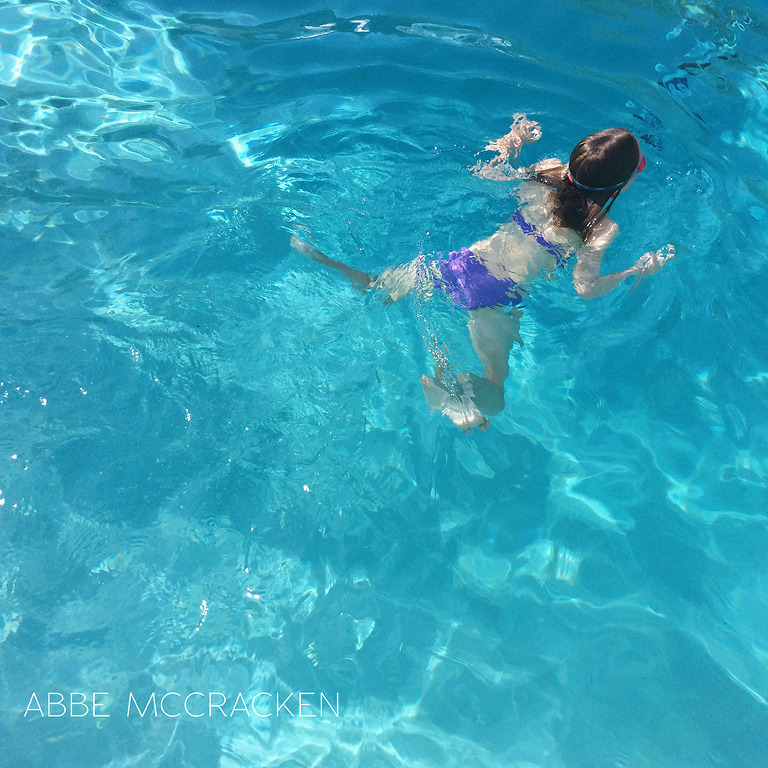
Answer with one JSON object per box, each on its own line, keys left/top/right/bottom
{"left": 1, "top": 2, "right": 768, "bottom": 768}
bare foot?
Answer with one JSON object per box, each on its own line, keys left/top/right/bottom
{"left": 421, "top": 375, "right": 490, "bottom": 434}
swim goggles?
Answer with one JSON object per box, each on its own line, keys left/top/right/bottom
{"left": 567, "top": 153, "right": 647, "bottom": 192}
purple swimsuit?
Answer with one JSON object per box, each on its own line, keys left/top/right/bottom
{"left": 434, "top": 248, "right": 524, "bottom": 310}
{"left": 434, "top": 211, "right": 570, "bottom": 310}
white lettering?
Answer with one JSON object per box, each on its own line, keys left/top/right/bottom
{"left": 251, "top": 692, "right": 271, "bottom": 718}
{"left": 320, "top": 692, "right": 340, "bottom": 718}
{"left": 70, "top": 692, "right": 89, "bottom": 717}
{"left": 22, "top": 689, "right": 339, "bottom": 719}
{"left": 209, "top": 692, "right": 227, "bottom": 717}
{"left": 48, "top": 692, "right": 66, "bottom": 718}
{"left": 276, "top": 692, "right": 294, "bottom": 717}
{"left": 24, "top": 693, "right": 44, "bottom": 717}
{"left": 160, "top": 692, "right": 180, "bottom": 718}
{"left": 127, "top": 692, "right": 157, "bottom": 717}
{"left": 298, "top": 692, "right": 315, "bottom": 717}
{"left": 93, "top": 692, "right": 110, "bottom": 718}
{"left": 229, "top": 692, "right": 249, "bottom": 717}
{"left": 184, "top": 692, "right": 204, "bottom": 718}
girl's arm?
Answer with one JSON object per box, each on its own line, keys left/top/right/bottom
{"left": 471, "top": 114, "right": 544, "bottom": 181}
{"left": 572, "top": 218, "right": 674, "bottom": 300}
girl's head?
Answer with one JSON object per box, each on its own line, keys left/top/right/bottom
{"left": 567, "top": 129, "right": 645, "bottom": 193}
{"left": 534, "top": 128, "right": 645, "bottom": 242}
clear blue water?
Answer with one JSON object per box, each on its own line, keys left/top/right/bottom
{"left": 1, "top": 1, "right": 768, "bottom": 766}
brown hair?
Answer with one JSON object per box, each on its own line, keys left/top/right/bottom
{"left": 533, "top": 128, "right": 642, "bottom": 242}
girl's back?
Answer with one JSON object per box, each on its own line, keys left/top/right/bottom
{"left": 470, "top": 181, "right": 582, "bottom": 284}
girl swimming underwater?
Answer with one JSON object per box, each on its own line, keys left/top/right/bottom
{"left": 291, "top": 117, "right": 674, "bottom": 433}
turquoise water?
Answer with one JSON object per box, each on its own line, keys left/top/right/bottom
{"left": 1, "top": 1, "right": 768, "bottom": 766}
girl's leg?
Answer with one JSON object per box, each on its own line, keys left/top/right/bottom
{"left": 292, "top": 236, "right": 520, "bottom": 431}
{"left": 466, "top": 306, "right": 521, "bottom": 415}
{"left": 290, "top": 236, "right": 376, "bottom": 294}
{"left": 420, "top": 306, "right": 520, "bottom": 432}
{"left": 291, "top": 236, "right": 425, "bottom": 302}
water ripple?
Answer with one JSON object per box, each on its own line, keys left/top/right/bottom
{"left": 2, "top": 2, "right": 768, "bottom": 767}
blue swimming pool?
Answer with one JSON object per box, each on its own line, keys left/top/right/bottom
{"left": 1, "top": 1, "right": 768, "bottom": 766}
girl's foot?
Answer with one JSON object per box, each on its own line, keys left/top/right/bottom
{"left": 421, "top": 375, "right": 490, "bottom": 434}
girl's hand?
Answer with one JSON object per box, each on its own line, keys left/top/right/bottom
{"left": 472, "top": 114, "right": 542, "bottom": 180}
{"left": 635, "top": 244, "right": 675, "bottom": 277}
{"left": 629, "top": 244, "right": 674, "bottom": 293}
{"left": 482, "top": 114, "right": 542, "bottom": 161}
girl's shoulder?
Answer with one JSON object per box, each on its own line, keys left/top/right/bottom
{"left": 514, "top": 182, "right": 581, "bottom": 249}
{"left": 515, "top": 173, "right": 562, "bottom": 216}
{"left": 579, "top": 217, "right": 619, "bottom": 255}
{"left": 528, "top": 157, "right": 563, "bottom": 172}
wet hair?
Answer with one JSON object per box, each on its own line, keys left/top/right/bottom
{"left": 533, "top": 128, "right": 642, "bottom": 242}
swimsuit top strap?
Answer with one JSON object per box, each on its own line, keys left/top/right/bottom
{"left": 510, "top": 207, "right": 570, "bottom": 269}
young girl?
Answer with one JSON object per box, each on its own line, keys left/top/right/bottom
{"left": 291, "top": 116, "right": 674, "bottom": 433}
